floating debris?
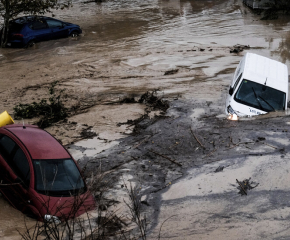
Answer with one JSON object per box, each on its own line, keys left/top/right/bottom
{"left": 141, "top": 200, "right": 150, "bottom": 206}
{"left": 164, "top": 69, "right": 179, "bottom": 75}
{"left": 120, "top": 97, "right": 137, "bottom": 103}
{"left": 230, "top": 44, "right": 250, "bottom": 53}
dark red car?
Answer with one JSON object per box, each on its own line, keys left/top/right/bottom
{"left": 0, "top": 124, "right": 95, "bottom": 221}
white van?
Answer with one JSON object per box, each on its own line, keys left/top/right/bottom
{"left": 225, "top": 53, "right": 288, "bottom": 117}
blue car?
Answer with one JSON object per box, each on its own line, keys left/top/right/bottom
{"left": 0, "top": 16, "right": 82, "bottom": 48}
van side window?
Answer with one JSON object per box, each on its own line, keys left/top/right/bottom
{"left": 233, "top": 73, "right": 242, "bottom": 91}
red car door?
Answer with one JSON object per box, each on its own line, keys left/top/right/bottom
{"left": 0, "top": 154, "right": 19, "bottom": 208}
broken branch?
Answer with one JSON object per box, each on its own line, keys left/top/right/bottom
{"left": 262, "top": 142, "right": 278, "bottom": 149}
{"left": 190, "top": 128, "right": 205, "bottom": 149}
{"left": 226, "top": 141, "right": 255, "bottom": 150}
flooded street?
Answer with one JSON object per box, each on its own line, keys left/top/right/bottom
{"left": 1, "top": 0, "right": 290, "bottom": 239}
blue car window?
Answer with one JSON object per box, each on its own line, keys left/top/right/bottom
{"left": 9, "top": 22, "right": 24, "bottom": 32}
{"left": 29, "top": 20, "right": 48, "bottom": 30}
{"left": 46, "top": 20, "right": 63, "bottom": 28}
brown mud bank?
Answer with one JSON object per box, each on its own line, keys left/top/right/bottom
{"left": 1, "top": 0, "right": 290, "bottom": 239}
{"left": 76, "top": 100, "right": 290, "bottom": 239}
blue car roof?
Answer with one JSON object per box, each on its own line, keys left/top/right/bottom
{"left": 12, "top": 16, "right": 61, "bottom": 25}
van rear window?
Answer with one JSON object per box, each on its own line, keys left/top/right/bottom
{"left": 234, "top": 79, "right": 286, "bottom": 112}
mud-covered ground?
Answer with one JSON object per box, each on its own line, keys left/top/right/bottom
{"left": 1, "top": 0, "right": 290, "bottom": 239}
{"left": 82, "top": 101, "right": 290, "bottom": 239}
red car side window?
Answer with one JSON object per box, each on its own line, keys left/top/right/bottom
{"left": 12, "top": 148, "right": 30, "bottom": 187}
{"left": 0, "top": 135, "right": 16, "bottom": 158}
{"left": 0, "top": 135, "right": 30, "bottom": 187}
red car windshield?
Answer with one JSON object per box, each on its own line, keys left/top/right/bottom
{"left": 33, "top": 159, "right": 85, "bottom": 196}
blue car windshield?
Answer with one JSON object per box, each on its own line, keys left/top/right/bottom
{"left": 234, "top": 79, "right": 286, "bottom": 112}
{"left": 33, "top": 159, "right": 85, "bottom": 196}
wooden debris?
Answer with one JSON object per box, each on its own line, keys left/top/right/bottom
{"left": 203, "top": 149, "right": 216, "bottom": 159}
{"left": 164, "top": 69, "right": 179, "bottom": 75}
{"left": 236, "top": 179, "right": 247, "bottom": 195}
{"left": 149, "top": 149, "right": 182, "bottom": 167}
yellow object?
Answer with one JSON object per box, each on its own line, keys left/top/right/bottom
{"left": 0, "top": 111, "right": 14, "bottom": 127}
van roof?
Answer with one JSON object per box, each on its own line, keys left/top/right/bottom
{"left": 243, "top": 53, "right": 288, "bottom": 93}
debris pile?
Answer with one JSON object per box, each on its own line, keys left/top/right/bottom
{"left": 236, "top": 178, "right": 259, "bottom": 196}
{"left": 118, "top": 90, "right": 169, "bottom": 133}
{"left": 214, "top": 166, "right": 225, "bottom": 173}
{"left": 138, "top": 89, "right": 169, "bottom": 112}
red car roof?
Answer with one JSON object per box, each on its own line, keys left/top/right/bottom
{"left": 4, "top": 125, "right": 71, "bottom": 160}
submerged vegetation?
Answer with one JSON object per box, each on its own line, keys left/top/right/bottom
{"left": 13, "top": 81, "right": 68, "bottom": 128}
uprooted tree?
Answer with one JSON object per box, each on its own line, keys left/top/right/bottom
{"left": 0, "top": 0, "right": 72, "bottom": 47}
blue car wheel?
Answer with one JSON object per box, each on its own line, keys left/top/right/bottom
{"left": 70, "top": 31, "right": 79, "bottom": 38}
{"left": 25, "top": 40, "right": 36, "bottom": 48}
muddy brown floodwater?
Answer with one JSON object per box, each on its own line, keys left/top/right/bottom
{"left": 1, "top": 0, "right": 290, "bottom": 239}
